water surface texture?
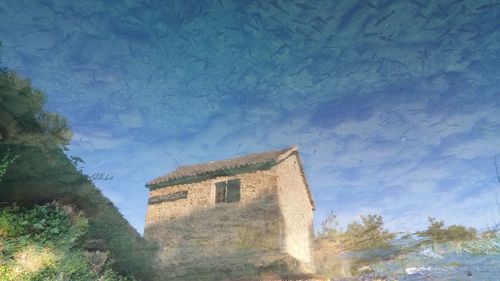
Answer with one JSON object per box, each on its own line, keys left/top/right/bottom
{"left": 0, "top": 0, "right": 499, "bottom": 235}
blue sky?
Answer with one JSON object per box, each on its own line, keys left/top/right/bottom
{"left": 1, "top": 0, "right": 499, "bottom": 234}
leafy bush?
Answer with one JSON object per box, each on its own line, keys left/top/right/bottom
{"left": 0, "top": 204, "right": 130, "bottom": 281}
{"left": 0, "top": 72, "right": 72, "bottom": 150}
{"left": 0, "top": 205, "right": 70, "bottom": 242}
{"left": 318, "top": 211, "right": 341, "bottom": 237}
{"left": 314, "top": 213, "right": 397, "bottom": 278}
{"left": 0, "top": 53, "right": 156, "bottom": 279}
{"left": 343, "top": 214, "right": 396, "bottom": 251}
{"left": 317, "top": 212, "right": 395, "bottom": 251}
{"left": 417, "top": 217, "right": 477, "bottom": 243}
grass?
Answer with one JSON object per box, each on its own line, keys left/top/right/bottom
{"left": 0, "top": 69, "right": 157, "bottom": 280}
{"left": 0, "top": 203, "right": 130, "bottom": 281}
{"left": 439, "top": 235, "right": 500, "bottom": 255}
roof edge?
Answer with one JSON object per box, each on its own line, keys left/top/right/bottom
{"left": 146, "top": 146, "right": 298, "bottom": 189}
{"left": 145, "top": 145, "right": 315, "bottom": 210}
{"left": 146, "top": 161, "right": 277, "bottom": 190}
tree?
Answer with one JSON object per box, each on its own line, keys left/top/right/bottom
{"left": 319, "top": 210, "right": 341, "bottom": 237}
{"left": 342, "top": 214, "right": 396, "bottom": 251}
{"left": 0, "top": 72, "right": 72, "bottom": 150}
{"left": 1, "top": 40, "right": 72, "bottom": 151}
{"left": 317, "top": 212, "right": 395, "bottom": 251}
{"left": 417, "top": 217, "right": 477, "bottom": 243}
{"left": 0, "top": 41, "right": 154, "bottom": 280}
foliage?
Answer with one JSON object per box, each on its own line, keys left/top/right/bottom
{"left": 82, "top": 203, "right": 158, "bottom": 280}
{"left": 319, "top": 210, "right": 341, "bottom": 237}
{"left": 343, "top": 214, "right": 396, "bottom": 251}
{"left": 70, "top": 156, "right": 113, "bottom": 182}
{"left": 417, "top": 217, "right": 477, "bottom": 243}
{"left": 317, "top": 212, "right": 396, "bottom": 251}
{"left": 0, "top": 71, "right": 72, "bottom": 150}
{"left": 0, "top": 42, "right": 6, "bottom": 74}
{"left": 0, "top": 58, "right": 156, "bottom": 279}
{"left": 0, "top": 133, "right": 156, "bottom": 280}
{"left": 0, "top": 148, "right": 157, "bottom": 280}
{"left": 314, "top": 213, "right": 398, "bottom": 278}
{"left": 0, "top": 149, "right": 18, "bottom": 182}
{"left": 0, "top": 204, "right": 71, "bottom": 243}
{"left": 0, "top": 204, "right": 130, "bottom": 281}
{"left": 442, "top": 236, "right": 500, "bottom": 255}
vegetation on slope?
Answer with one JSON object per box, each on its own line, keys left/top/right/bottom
{"left": 317, "top": 213, "right": 396, "bottom": 251}
{"left": 0, "top": 43, "right": 156, "bottom": 280}
{"left": 0, "top": 150, "right": 18, "bottom": 182}
{"left": 416, "top": 217, "right": 477, "bottom": 243}
{"left": 0, "top": 204, "right": 129, "bottom": 281}
{"left": 314, "top": 213, "right": 397, "bottom": 277}
{"left": 313, "top": 211, "right": 499, "bottom": 280}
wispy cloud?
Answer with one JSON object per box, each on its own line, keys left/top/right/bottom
{"left": 1, "top": 0, "right": 500, "bottom": 234}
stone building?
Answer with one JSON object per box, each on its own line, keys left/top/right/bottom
{"left": 144, "top": 146, "right": 315, "bottom": 280}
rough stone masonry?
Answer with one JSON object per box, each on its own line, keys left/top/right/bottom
{"left": 144, "top": 146, "right": 316, "bottom": 280}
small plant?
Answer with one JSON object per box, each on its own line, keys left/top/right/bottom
{"left": 314, "top": 212, "right": 397, "bottom": 278}
{"left": 417, "top": 217, "right": 477, "bottom": 243}
{"left": 69, "top": 156, "right": 113, "bottom": 181}
{"left": 343, "top": 214, "right": 396, "bottom": 251}
{"left": 0, "top": 204, "right": 130, "bottom": 281}
{"left": 318, "top": 210, "right": 342, "bottom": 237}
{"left": 317, "top": 212, "right": 395, "bottom": 251}
{"left": 0, "top": 149, "right": 19, "bottom": 182}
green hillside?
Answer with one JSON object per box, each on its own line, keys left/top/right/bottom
{"left": 0, "top": 204, "right": 130, "bottom": 280}
{"left": 0, "top": 50, "right": 156, "bottom": 280}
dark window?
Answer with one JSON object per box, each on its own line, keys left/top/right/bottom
{"left": 215, "top": 181, "right": 226, "bottom": 203}
{"left": 215, "top": 179, "right": 240, "bottom": 203}
{"left": 226, "top": 179, "right": 241, "bottom": 203}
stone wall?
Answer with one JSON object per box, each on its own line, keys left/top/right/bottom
{"left": 144, "top": 156, "right": 316, "bottom": 280}
{"left": 144, "top": 169, "right": 278, "bottom": 226}
{"left": 144, "top": 170, "right": 289, "bottom": 280}
{"left": 273, "top": 153, "right": 315, "bottom": 273}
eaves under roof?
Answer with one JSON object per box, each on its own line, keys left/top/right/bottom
{"left": 146, "top": 145, "right": 315, "bottom": 209}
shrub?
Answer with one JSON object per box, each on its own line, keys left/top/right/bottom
{"left": 0, "top": 204, "right": 130, "bottom": 281}
{"left": 0, "top": 61, "right": 156, "bottom": 279}
{"left": 317, "top": 213, "right": 395, "bottom": 251}
{"left": 0, "top": 72, "right": 72, "bottom": 150}
{"left": 343, "top": 214, "right": 396, "bottom": 251}
{"left": 318, "top": 211, "right": 342, "bottom": 237}
{"left": 314, "top": 212, "right": 397, "bottom": 278}
{"left": 417, "top": 217, "right": 477, "bottom": 243}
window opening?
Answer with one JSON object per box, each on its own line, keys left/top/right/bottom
{"left": 215, "top": 179, "right": 240, "bottom": 203}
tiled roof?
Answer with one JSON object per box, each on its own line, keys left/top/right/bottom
{"left": 146, "top": 145, "right": 315, "bottom": 209}
{"left": 147, "top": 146, "right": 297, "bottom": 187}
